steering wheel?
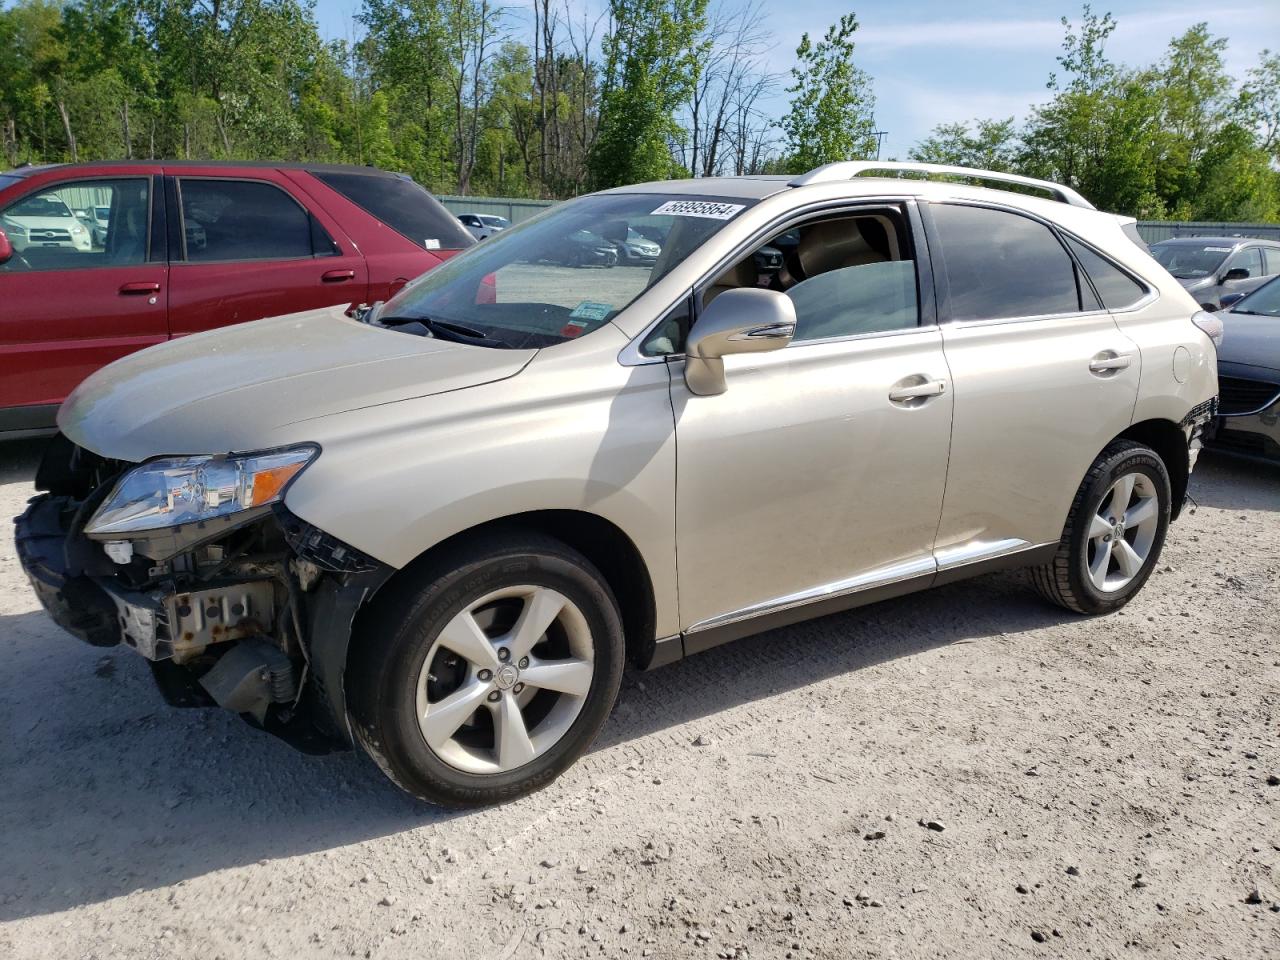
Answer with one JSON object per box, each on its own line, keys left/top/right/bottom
{"left": 3, "top": 252, "right": 33, "bottom": 272}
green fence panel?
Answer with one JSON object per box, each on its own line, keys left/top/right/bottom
{"left": 436, "top": 195, "right": 558, "bottom": 225}
{"left": 1136, "top": 221, "right": 1280, "bottom": 243}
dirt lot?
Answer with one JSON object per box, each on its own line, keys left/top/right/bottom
{"left": 1, "top": 438, "right": 1277, "bottom": 960}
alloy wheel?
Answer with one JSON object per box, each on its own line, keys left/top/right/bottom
{"left": 414, "top": 585, "right": 595, "bottom": 774}
{"left": 1085, "top": 471, "right": 1160, "bottom": 592}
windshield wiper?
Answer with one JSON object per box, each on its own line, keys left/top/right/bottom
{"left": 376, "top": 315, "right": 511, "bottom": 348}
{"left": 1229, "top": 308, "right": 1271, "bottom": 317}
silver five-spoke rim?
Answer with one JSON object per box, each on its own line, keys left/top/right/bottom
{"left": 415, "top": 585, "right": 594, "bottom": 774}
{"left": 1087, "top": 471, "right": 1159, "bottom": 593}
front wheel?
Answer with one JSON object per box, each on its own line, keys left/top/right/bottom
{"left": 347, "top": 533, "right": 625, "bottom": 806}
{"left": 1031, "top": 440, "right": 1171, "bottom": 614}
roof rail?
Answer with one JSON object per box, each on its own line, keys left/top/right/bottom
{"left": 789, "top": 161, "right": 1095, "bottom": 210}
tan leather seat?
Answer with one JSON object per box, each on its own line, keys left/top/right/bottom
{"left": 704, "top": 257, "right": 758, "bottom": 305}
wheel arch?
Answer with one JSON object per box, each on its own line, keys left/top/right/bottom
{"left": 353, "top": 509, "right": 659, "bottom": 672}
{"left": 1114, "top": 418, "right": 1189, "bottom": 520}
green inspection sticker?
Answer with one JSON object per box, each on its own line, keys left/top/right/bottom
{"left": 569, "top": 301, "right": 613, "bottom": 321}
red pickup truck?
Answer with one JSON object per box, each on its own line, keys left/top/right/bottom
{"left": 0, "top": 161, "right": 474, "bottom": 437}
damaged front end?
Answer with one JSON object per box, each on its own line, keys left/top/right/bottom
{"left": 15, "top": 435, "right": 392, "bottom": 752}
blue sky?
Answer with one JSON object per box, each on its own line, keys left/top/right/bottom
{"left": 312, "top": 0, "right": 1280, "bottom": 158}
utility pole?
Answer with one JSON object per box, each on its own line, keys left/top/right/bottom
{"left": 872, "top": 131, "right": 888, "bottom": 160}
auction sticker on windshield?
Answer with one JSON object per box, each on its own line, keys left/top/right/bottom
{"left": 569, "top": 301, "right": 613, "bottom": 321}
{"left": 649, "top": 200, "right": 746, "bottom": 220}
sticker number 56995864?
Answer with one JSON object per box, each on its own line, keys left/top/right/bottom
{"left": 649, "top": 200, "right": 746, "bottom": 220}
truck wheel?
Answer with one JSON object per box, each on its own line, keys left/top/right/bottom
{"left": 1031, "top": 440, "right": 1171, "bottom": 615}
{"left": 347, "top": 532, "right": 625, "bottom": 806}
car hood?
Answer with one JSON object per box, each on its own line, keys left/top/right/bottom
{"left": 1176, "top": 276, "right": 1213, "bottom": 291}
{"left": 1218, "top": 312, "right": 1280, "bottom": 374}
{"left": 60, "top": 303, "right": 536, "bottom": 462}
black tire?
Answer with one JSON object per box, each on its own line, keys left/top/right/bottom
{"left": 1031, "top": 440, "right": 1172, "bottom": 615}
{"left": 346, "top": 532, "right": 625, "bottom": 807}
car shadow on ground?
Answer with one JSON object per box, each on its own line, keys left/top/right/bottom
{"left": 1, "top": 443, "right": 1274, "bottom": 921}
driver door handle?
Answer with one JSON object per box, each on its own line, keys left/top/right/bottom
{"left": 888, "top": 378, "right": 947, "bottom": 402}
{"left": 321, "top": 269, "right": 356, "bottom": 283}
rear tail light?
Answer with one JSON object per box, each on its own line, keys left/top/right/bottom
{"left": 1192, "top": 310, "right": 1223, "bottom": 349}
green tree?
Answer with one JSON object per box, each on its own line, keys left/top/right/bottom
{"left": 777, "top": 13, "right": 876, "bottom": 175}
{"left": 1237, "top": 49, "right": 1280, "bottom": 162}
{"left": 588, "top": 0, "right": 708, "bottom": 189}
{"left": 1019, "top": 6, "right": 1164, "bottom": 215}
{"left": 909, "top": 118, "right": 1019, "bottom": 171}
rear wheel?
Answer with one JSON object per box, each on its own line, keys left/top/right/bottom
{"left": 347, "top": 533, "right": 625, "bottom": 806}
{"left": 1031, "top": 440, "right": 1171, "bottom": 614}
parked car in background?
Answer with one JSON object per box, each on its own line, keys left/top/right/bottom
{"left": 615, "top": 226, "right": 661, "bottom": 264}
{"left": 1208, "top": 275, "right": 1280, "bottom": 462}
{"left": 0, "top": 161, "right": 473, "bottom": 437}
{"left": 17, "top": 161, "right": 1217, "bottom": 807}
{"left": 71, "top": 207, "right": 100, "bottom": 245}
{"left": 544, "top": 228, "right": 619, "bottom": 267}
{"left": 91, "top": 204, "right": 111, "bottom": 245}
{"left": 1150, "top": 236, "right": 1280, "bottom": 310}
{"left": 3, "top": 191, "right": 93, "bottom": 253}
{"left": 458, "top": 213, "right": 511, "bottom": 240}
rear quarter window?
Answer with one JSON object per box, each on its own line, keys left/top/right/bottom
{"left": 310, "top": 171, "right": 474, "bottom": 251}
{"left": 1065, "top": 236, "right": 1148, "bottom": 310}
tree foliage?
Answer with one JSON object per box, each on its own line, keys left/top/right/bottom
{"left": 911, "top": 5, "right": 1279, "bottom": 222}
{"left": 0, "top": 1, "right": 1275, "bottom": 220}
{"left": 778, "top": 13, "right": 877, "bottom": 174}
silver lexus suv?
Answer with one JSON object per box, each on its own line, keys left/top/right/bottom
{"left": 16, "top": 162, "right": 1219, "bottom": 806}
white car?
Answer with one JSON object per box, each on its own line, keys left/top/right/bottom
{"left": 457, "top": 213, "right": 511, "bottom": 241}
{"left": 4, "top": 192, "right": 92, "bottom": 252}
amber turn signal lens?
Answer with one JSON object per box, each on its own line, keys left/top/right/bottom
{"left": 249, "top": 461, "right": 308, "bottom": 506}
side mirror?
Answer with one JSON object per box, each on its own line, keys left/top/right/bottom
{"left": 684, "top": 287, "right": 796, "bottom": 396}
{"left": 1219, "top": 292, "right": 1246, "bottom": 310}
{"left": 1223, "top": 267, "right": 1250, "bottom": 282}
{"left": 0, "top": 228, "right": 11, "bottom": 264}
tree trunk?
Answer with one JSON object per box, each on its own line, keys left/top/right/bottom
{"left": 57, "top": 100, "right": 78, "bottom": 163}
{"left": 121, "top": 100, "right": 133, "bottom": 159}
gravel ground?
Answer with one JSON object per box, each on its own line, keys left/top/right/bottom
{"left": 1, "top": 438, "right": 1277, "bottom": 960}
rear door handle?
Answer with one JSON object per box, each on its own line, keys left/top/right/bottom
{"left": 119, "top": 281, "right": 161, "bottom": 295}
{"left": 1089, "top": 351, "right": 1133, "bottom": 375}
{"left": 321, "top": 269, "right": 356, "bottom": 283}
{"left": 888, "top": 378, "right": 947, "bottom": 403}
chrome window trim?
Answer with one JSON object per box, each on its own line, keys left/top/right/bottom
{"left": 618, "top": 194, "right": 922, "bottom": 367}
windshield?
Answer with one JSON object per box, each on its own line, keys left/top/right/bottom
{"left": 1231, "top": 278, "right": 1280, "bottom": 317}
{"left": 1151, "top": 242, "right": 1232, "bottom": 279}
{"left": 375, "top": 192, "right": 755, "bottom": 348}
{"left": 10, "top": 194, "right": 72, "bottom": 218}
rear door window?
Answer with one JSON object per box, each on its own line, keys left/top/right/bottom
{"left": 930, "top": 203, "right": 1079, "bottom": 321}
{"left": 310, "top": 171, "right": 474, "bottom": 251}
{"left": 1064, "top": 237, "right": 1148, "bottom": 310}
{"left": 177, "top": 178, "right": 330, "bottom": 262}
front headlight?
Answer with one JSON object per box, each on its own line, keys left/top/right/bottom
{"left": 86, "top": 446, "right": 318, "bottom": 536}
{"left": 71, "top": 224, "right": 86, "bottom": 235}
